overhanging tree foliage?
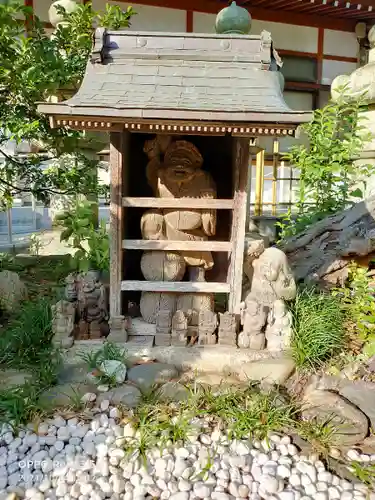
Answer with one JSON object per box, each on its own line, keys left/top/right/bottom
{"left": 0, "top": 0, "right": 135, "bottom": 207}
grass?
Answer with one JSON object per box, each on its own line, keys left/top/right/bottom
{"left": 78, "top": 342, "right": 129, "bottom": 387}
{"left": 349, "top": 462, "right": 375, "bottom": 489}
{"left": 290, "top": 287, "right": 345, "bottom": 371}
{"left": 0, "top": 296, "right": 62, "bottom": 428}
{"left": 297, "top": 416, "right": 339, "bottom": 456}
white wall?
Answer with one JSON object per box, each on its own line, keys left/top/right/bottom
{"left": 324, "top": 29, "right": 357, "bottom": 58}
{"left": 92, "top": 1, "right": 186, "bottom": 32}
{"left": 321, "top": 59, "right": 357, "bottom": 85}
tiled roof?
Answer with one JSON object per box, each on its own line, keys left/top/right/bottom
{"left": 38, "top": 28, "right": 312, "bottom": 126}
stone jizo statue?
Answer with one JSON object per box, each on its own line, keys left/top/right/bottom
{"left": 240, "top": 244, "right": 296, "bottom": 351}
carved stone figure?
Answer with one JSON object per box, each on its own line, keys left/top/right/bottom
{"left": 61, "top": 271, "right": 109, "bottom": 340}
{"left": 218, "top": 312, "right": 237, "bottom": 346}
{"left": 171, "top": 310, "right": 188, "bottom": 346}
{"left": 198, "top": 310, "right": 218, "bottom": 346}
{"left": 239, "top": 299, "right": 267, "bottom": 350}
{"left": 108, "top": 315, "right": 129, "bottom": 343}
{"left": 156, "top": 310, "right": 172, "bottom": 334}
{"left": 176, "top": 267, "right": 214, "bottom": 330}
{"left": 240, "top": 245, "right": 296, "bottom": 351}
{"left": 51, "top": 300, "right": 75, "bottom": 347}
{"left": 139, "top": 138, "right": 217, "bottom": 325}
{"left": 65, "top": 273, "right": 78, "bottom": 301}
{"left": 265, "top": 299, "right": 293, "bottom": 350}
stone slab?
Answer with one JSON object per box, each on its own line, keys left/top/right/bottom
{"left": 64, "top": 344, "right": 288, "bottom": 380}
{"left": 127, "top": 335, "right": 154, "bottom": 347}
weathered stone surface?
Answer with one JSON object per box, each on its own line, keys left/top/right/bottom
{"left": 311, "top": 375, "right": 375, "bottom": 429}
{"left": 0, "top": 270, "right": 27, "bottom": 312}
{"left": 39, "top": 383, "right": 94, "bottom": 407}
{"left": 96, "top": 384, "right": 141, "bottom": 407}
{"left": 58, "top": 363, "right": 87, "bottom": 385}
{"left": 158, "top": 381, "right": 190, "bottom": 402}
{"left": 127, "top": 362, "right": 178, "bottom": 389}
{"left": 191, "top": 372, "right": 243, "bottom": 387}
{"left": 238, "top": 356, "right": 296, "bottom": 385}
{"left": 302, "top": 389, "right": 369, "bottom": 447}
{"left": 0, "top": 369, "right": 32, "bottom": 388}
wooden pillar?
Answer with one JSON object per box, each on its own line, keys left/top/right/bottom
{"left": 228, "top": 137, "right": 250, "bottom": 315}
{"left": 109, "top": 131, "right": 128, "bottom": 322}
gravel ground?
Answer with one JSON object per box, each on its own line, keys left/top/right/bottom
{"left": 0, "top": 400, "right": 373, "bottom": 500}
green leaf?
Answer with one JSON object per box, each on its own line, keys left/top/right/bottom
{"left": 60, "top": 228, "right": 73, "bottom": 242}
{"left": 350, "top": 188, "right": 363, "bottom": 198}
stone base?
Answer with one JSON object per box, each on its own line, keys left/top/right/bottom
{"left": 64, "top": 344, "right": 294, "bottom": 384}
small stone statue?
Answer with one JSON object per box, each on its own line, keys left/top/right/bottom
{"left": 241, "top": 245, "right": 296, "bottom": 351}
{"left": 171, "top": 310, "right": 188, "bottom": 346}
{"left": 65, "top": 273, "right": 78, "bottom": 301}
{"left": 198, "top": 310, "right": 218, "bottom": 346}
{"left": 61, "top": 271, "right": 109, "bottom": 340}
{"left": 218, "top": 312, "right": 237, "bottom": 346}
{"left": 108, "top": 315, "right": 128, "bottom": 343}
{"left": 238, "top": 299, "right": 267, "bottom": 350}
{"left": 51, "top": 300, "right": 75, "bottom": 347}
{"left": 265, "top": 299, "right": 293, "bottom": 350}
{"left": 155, "top": 310, "right": 172, "bottom": 334}
{"left": 155, "top": 309, "right": 172, "bottom": 346}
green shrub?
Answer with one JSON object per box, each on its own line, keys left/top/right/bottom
{"left": 290, "top": 288, "right": 345, "bottom": 370}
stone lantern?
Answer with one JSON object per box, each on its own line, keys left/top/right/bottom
{"left": 331, "top": 25, "right": 375, "bottom": 197}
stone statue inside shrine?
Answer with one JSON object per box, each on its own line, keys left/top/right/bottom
{"left": 140, "top": 137, "right": 217, "bottom": 327}
{"left": 240, "top": 243, "right": 296, "bottom": 351}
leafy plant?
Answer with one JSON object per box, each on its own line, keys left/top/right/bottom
{"left": 290, "top": 287, "right": 345, "bottom": 370}
{"left": 0, "top": 0, "right": 135, "bottom": 206}
{"left": 333, "top": 263, "right": 375, "bottom": 356}
{"left": 56, "top": 199, "right": 109, "bottom": 272}
{"left": 297, "top": 416, "right": 339, "bottom": 455}
{"left": 277, "top": 89, "right": 372, "bottom": 241}
{"left": 78, "top": 342, "right": 128, "bottom": 387}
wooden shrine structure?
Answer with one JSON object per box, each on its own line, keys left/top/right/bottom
{"left": 38, "top": 6, "right": 312, "bottom": 343}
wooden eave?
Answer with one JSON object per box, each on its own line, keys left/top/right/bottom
{"left": 47, "top": 113, "right": 304, "bottom": 137}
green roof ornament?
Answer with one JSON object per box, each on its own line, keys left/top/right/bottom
{"left": 215, "top": 1, "right": 252, "bottom": 35}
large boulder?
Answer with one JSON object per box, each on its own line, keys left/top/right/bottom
{"left": 0, "top": 270, "right": 27, "bottom": 313}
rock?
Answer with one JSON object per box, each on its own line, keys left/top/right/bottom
{"left": 58, "top": 363, "right": 87, "bottom": 385}
{"left": 0, "top": 271, "right": 27, "bottom": 312}
{"left": 39, "top": 383, "right": 95, "bottom": 407}
{"left": 302, "top": 389, "right": 368, "bottom": 446}
{"left": 158, "top": 382, "right": 189, "bottom": 402}
{"left": 127, "top": 363, "right": 178, "bottom": 389}
{"left": 192, "top": 372, "right": 243, "bottom": 387}
{"left": 0, "top": 369, "right": 33, "bottom": 389}
{"left": 96, "top": 384, "right": 141, "bottom": 407}
{"left": 100, "top": 360, "right": 127, "bottom": 385}
{"left": 239, "top": 356, "right": 295, "bottom": 385}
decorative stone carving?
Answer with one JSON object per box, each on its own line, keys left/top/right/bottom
{"left": 239, "top": 299, "right": 266, "bottom": 350}
{"left": 198, "top": 310, "right": 218, "bottom": 346}
{"left": 218, "top": 312, "right": 237, "bottom": 346}
{"left": 62, "top": 271, "right": 109, "bottom": 340}
{"left": 176, "top": 267, "right": 214, "bottom": 330}
{"left": 108, "top": 315, "right": 129, "bottom": 343}
{"left": 265, "top": 299, "right": 293, "bottom": 350}
{"left": 51, "top": 300, "right": 75, "bottom": 347}
{"left": 171, "top": 310, "right": 188, "bottom": 346}
{"left": 240, "top": 245, "right": 296, "bottom": 351}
